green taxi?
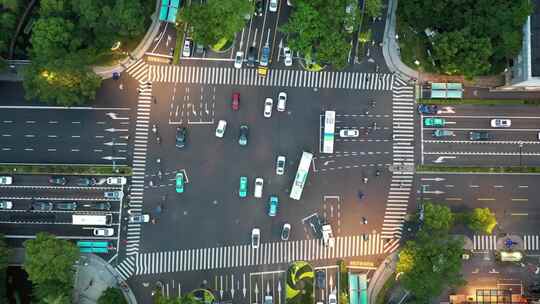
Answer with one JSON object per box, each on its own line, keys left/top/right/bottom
{"left": 239, "top": 176, "right": 248, "bottom": 198}
{"left": 423, "top": 117, "right": 445, "bottom": 127}
{"left": 175, "top": 172, "right": 184, "bottom": 193}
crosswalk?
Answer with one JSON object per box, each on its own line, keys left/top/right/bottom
{"left": 115, "top": 256, "right": 136, "bottom": 281}
{"left": 135, "top": 234, "right": 384, "bottom": 275}
{"left": 380, "top": 78, "right": 415, "bottom": 252}
{"left": 473, "top": 235, "right": 497, "bottom": 251}
{"left": 147, "top": 64, "right": 394, "bottom": 90}
{"left": 472, "top": 234, "right": 540, "bottom": 251}
{"left": 125, "top": 59, "right": 149, "bottom": 82}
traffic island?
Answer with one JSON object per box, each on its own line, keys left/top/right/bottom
{"left": 416, "top": 165, "right": 540, "bottom": 174}
{"left": 286, "top": 261, "right": 314, "bottom": 304}
{"left": 0, "top": 163, "right": 131, "bottom": 175}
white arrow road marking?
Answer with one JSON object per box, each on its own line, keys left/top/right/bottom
{"left": 433, "top": 156, "right": 456, "bottom": 163}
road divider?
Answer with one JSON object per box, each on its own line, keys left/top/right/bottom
{"left": 417, "top": 165, "right": 540, "bottom": 174}
{"left": 420, "top": 98, "right": 540, "bottom": 106}
{"left": 0, "top": 163, "right": 131, "bottom": 175}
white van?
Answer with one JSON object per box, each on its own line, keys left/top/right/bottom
{"left": 215, "top": 120, "right": 227, "bottom": 138}
{"left": 254, "top": 178, "right": 264, "bottom": 198}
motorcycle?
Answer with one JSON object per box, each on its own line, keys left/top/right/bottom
{"left": 363, "top": 177, "right": 368, "bottom": 184}
{"left": 152, "top": 124, "right": 157, "bottom": 134}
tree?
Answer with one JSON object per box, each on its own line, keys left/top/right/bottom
{"left": 22, "top": 57, "right": 102, "bottom": 106}
{"left": 422, "top": 202, "right": 454, "bottom": 233}
{"left": 467, "top": 208, "right": 497, "bottom": 234}
{"left": 397, "top": 231, "right": 465, "bottom": 303}
{"left": 29, "top": 17, "right": 81, "bottom": 60}
{"left": 23, "top": 233, "right": 80, "bottom": 287}
{"left": 98, "top": 287, "right": 127, "bottom": 304}
{"left": 365, "top": 0, "right": 383, "bottom": 20}
{"left": 179, "top": 0, "right": 252, "bottom": 48}
{"left": 0, "top": 235, "right": 10, "bottom": 303}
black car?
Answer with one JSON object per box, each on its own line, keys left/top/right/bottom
{"left": 32, "top": 201, "right": 53, "bottom": 211}
{"left": 77, "top": 177, "right": 96, "bottom": 186}
{"left": 247, "top": 46, "right": 257, "bottom": 67}
{"left": 238, "top": 125, "right": 249, "bottom": 146}
{"left": 55, "top": 202, "right": 77, "bottom": 211}
{"left": 255, "top": 0, "right": 264, "bottom": 16}
{"left": 469, "top": 131, "right": 491, "bottom": 141}
{"left": 176, "top": 126, "right": 187, "bottom": 148}
{"left": 93, "top": 202, "right": 111, "bottom": 211}
{"left": 48, "top": 176, "right": 67, "bottom": 185}
{"left": 315, "top": 270, "right": 326, "bottom": 288}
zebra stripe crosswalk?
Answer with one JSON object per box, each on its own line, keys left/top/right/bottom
{"left": 381, "top": 78, "right": 415, "bottom": 251}
{"left": 135, "top": 234, "right": 383, "bottom": 275}
{"left": 473, "top": 235, "right": 497, "bottom": 251}
{"left": 115, "top": 256, "right": 135, "bottom": 281}
{"left": 125, "top": 59, "right": 149, "bottom": 82}
{"left": 147, "top": 65, "right": 394, "bottom": 90}
{"left": 524, "top": 235, "right": 540, "bottom": 251}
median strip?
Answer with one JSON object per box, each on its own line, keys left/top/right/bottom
{"left": 0, "top": 163, "right": 131, "bottom": 176}
{"left": 420, "top": 98, "right": 540, "bottom": 106}
{"left": 417, "top": 165, "right": 540, "bottom": 174}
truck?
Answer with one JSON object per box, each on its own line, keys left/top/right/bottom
{"left": 321, "top": 224, "right": 335, "bottom": 247}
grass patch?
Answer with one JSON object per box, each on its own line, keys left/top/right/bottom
{"left": 421, "top": 98, "right": 540, "bottom": 106}
{"left": 417, "top": 165, "right": 540, "bottom": 174}
{"left": 396, "top": 18, "right": 437, "bottom": 73}
{"left": 338, "top": 260, "right": 349, "bottom": 304}
{"left": 0, "top": 164, "right": 131, "bottom": 175}
{"left": 375, "top": 274, "right": 397, "bottom": 304}
{"left": 210, "top": 37, "right": 231, "bottom": 52}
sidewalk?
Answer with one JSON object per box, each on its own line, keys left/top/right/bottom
{"left": 73, "top": 254, "right": 137, "bottom": 304}
{"left": 0, "top": 0, "right": 161, "bottom": 82}
{"left": 368, "top": 251, "right": 398, "bottom": 304}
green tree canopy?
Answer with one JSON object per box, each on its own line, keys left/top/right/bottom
{"left": 398, "top": 0, "right": 532, "bottom": 76}
{"left": 281, "top": 0, "right": 357, "bottom": 69}
{"left": 365, "top": 0, "right": 383, "bottom": 20}
{"left": 0, "top": 235, "right": 10, "bottom": 303}
{"left": 98, "top": 287, "right": 127, "bottom": 304}
{"left": 23, "top": 233, "right": 80, "bottom": 287}
{"left": 397, "top": 231, "right": 465, "bottom": 303}
{"left": 467, "top": 208, "right": 497, "bottom": 234}
{"left": 179, "top": 0, "right": 252, "bottom": 47}
{"left": 422, "top": 202, "right": 454, "bottom": 233}
{"left": 30, "top": 17, "right": 81, "bottom": 60}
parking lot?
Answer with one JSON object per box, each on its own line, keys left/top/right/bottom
{"left": 419, "top": 105, "right": 540, "bottom": 166}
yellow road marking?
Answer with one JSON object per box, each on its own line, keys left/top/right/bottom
{"left": 477, "top": 198, "right": 495, "bottom": 201}
{"left": 511, "top": 213, "right": 528, "bottom": 216}
{"left": 511, "top": 198, "right": 528, "bottom": 202}
{"left": 446, "top": 198, "right": 462, "bottom": 201}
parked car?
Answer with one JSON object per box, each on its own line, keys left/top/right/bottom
{"left": 423, "top": 117, "right": 445, "bottom": 127}
{"left": 104, "top": 191, "right": 122, "bottom": 199}
{"left": 231, "top": 92, "right": 240, "bottom": 111}
{"left": 491, "top": 119, "right": 511, "bottom": 128}
{"left": 176, "top": 126, "right": 187, "bottom": 148}
{"left": 90, "top": 202, "right": 111, "bottom": 211}
{"left": 328, "top": 293, "right": 337, "bottom": 304}
{"left": 239, "top": 176, "right": 248, "bottom": 198}
{"left": 247, "top": 46, "right": 257, "bottom": 67}
{"left": 281, "top": 223, "right": 291, "bottom": 241}
{"left": 255, "top": 0, "right": 264, "bottom": 16}
{"left": 432, "top": 129, "right": 455, "bottom": 137}
{"left": 263, "top": 98, "right": 273, "bottom": 118}
{"left": 48, "top": 176, "right": 67, "bottom": 185}
{"left": 277, "top": 92, "right": 287, "bottom": 112}
{"left": 283, "top": 47, "right": 292, "bottom": 66}
{"left": 0, "top": 201, "right": 12, "bottom": 209}
{"left": 268, "top": 195, "right": 279, "bottom": 216}
{"left": 276, "top": 155, "right": 286, "bottom": 175}
{"left": 129, "top": 214, "right": 150, "bottom": 223}
{"left": 315, "top": 270, "right": 326, "bottom": 288}
{"left": 269, "top": 0, "right": 278, "bottom": 12}
{"left": 182, "top": 39, "right": 192, "bottom": 57}
{"left": 77, "top": 177, "right": 97, "bottom": 186}
{"left": 254, "top": 178, "right": 264, "bottom": 198}
{"left": 55, "top": 202, "right": 77, "bottom": 211}
{"left": 106, "top": 177, "right": 127, "bottom": 185}
{"left": 339, "top": 129, "right": 359, "bottom": 137}
{"left": 0, "top": 176, "right": 13, "bottom": 185}
{"left": 215, "top": 120, "right": 227, "bottom": 138}
{"left": 32, "top": 201, "right": 53, "bottom": 211}
{"left": 176, "top": 172, "right": 184, "bottom": 193}
{"left": 417, "top": 104, "right": 438, "bottom": 114}
{"left": 234, "top": 51, "right": 244, "bottom": 69}
{"left": 238, "top": 125, "right": 249, "bottom": 146}
{"left": 93, "top": 228, "right": 114, "bottom": 237}
{"left": 195, "top": 43, "right": 204, "bottom": 55}
{"left": 251, "top": 228, "right": 260, "bottom": 249}
{"left": 469, "top": 131, "right": 491, "bottom": 141}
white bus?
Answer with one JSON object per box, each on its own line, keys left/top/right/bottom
{"left": 322, "top": 111, "right": 335, "bottom": 154}
{"left": 290, "top": 151, "right": 313, "bottom": 200}
{"left": 72, "top": 214, "right": 112, "bottom": 226}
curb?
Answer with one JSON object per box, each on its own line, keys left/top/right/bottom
{"left": 368, "top": 252, "right": 398, "bottom": 304}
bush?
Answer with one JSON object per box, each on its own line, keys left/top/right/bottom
{"left": 98, "top": 287, "right": 127, "bottom": 304}
{"left": 467, "top": 208, "right": 497, "bottom": 234}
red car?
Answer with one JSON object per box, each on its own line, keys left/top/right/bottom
{"left": 231, "top": 92, "right": 240, "bottom": 111}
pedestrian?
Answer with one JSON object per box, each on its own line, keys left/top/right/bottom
{"left": 119, "top": 83, "right": 124, "bottom": 90}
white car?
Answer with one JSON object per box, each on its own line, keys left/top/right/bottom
{"left": 254, "top": 177, "right": 264, "bottom": 198}
{"left": 276, "top": 155, "right": 286, "bottom": 175}
{"left": 234, "top": 51, "right": 244, "bottom": 69}
{"left": 277, "top": 92, "right": 287, "bottom": 112}
{"left": 129, "top": 214, "right": 150, "bottom": 223}
{"left": 269, "top": 0, "right": 278, "bottom": 12}
{"left": 0, "top": 201, "right": 12, "bottom": 209}
{"left": 437, "top": 106, "right": 455, "bottom": 114}
{"left": 251, "top": 228, "right": 261, "bottom": 249}
{"left": 328, "top": 293, "right": 337, "bottom": 304}
{"left": 215, "top": 120, "right": 227, "bottom": 138}
{"left": 106, "top": 177, "right": 127, "bottom": 185}
{"left": 263, "top": 98, "right": 273, "bottom": 118}
{"left": 0, "top": 176, "right": 12, "bottom": 185}
{"left": 339, "top": 129, "right": 360, "bottom": 137}
{"left": 490, "top": 119, "right": 511, "bottom": 128}
{"left": 283, "top": 47, "right": 292, "bottom": 66}
{"left": 93, "top": 228, "right": 114, "bottom": 237}
{"left": 182, "top": 39, "right": 192, "bottom": 57}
